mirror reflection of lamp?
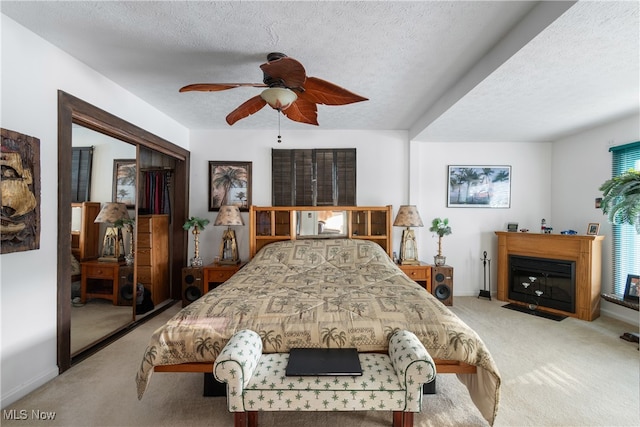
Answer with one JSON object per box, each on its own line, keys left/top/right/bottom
{"left": 214, "top": 205, "right": 244, "bottom": 265}
{"left": 94, "top": 202, "right": 130, "bottom": 263}
{"left": 393, "top": 205, "right": 424, "bottom": 265}
{"left": 115, "top": 217, "right": 135, "bottom": 265}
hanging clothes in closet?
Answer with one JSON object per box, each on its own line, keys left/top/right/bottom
{"left": 140, "top": 169, "right": 172, "bottom": 215}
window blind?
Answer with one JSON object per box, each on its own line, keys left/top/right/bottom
{"left": 609, "top": 141, "right": 640, "bottom": 294}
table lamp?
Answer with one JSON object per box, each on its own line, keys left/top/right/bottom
{"left": 94, "top": 202, "right": 129, "bottom": 262}
{"left": 214, "top": 205, "right": 244, "bottom": 265}
{"left": 393, "top": 205, "right": 423, "bottom": 265}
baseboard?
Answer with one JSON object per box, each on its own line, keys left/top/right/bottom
{"left": 456, "top": 291, "right": 494, "bottom": 297}
{"left": 0, "top": 367, "right": 58, "bottom": 409}
{"left": 600, "top": 303, "right": 639, "bottom": 327}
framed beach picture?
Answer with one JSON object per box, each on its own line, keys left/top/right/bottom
{"left": 112, "top": 159, "right": 136, "bottom": 209}
{"left": 209, "top": 161, "right": 252, "bottom": 211}
{"left": 447, "top": 165, "right": 511, "bottom": 208}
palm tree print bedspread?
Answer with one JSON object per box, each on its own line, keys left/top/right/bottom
{"left": 136, "top": 239, "right": 500, "bottom": 425}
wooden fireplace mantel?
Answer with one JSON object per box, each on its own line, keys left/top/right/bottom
{"left": 495, "top": 231, "right": 604, "bottom": 321}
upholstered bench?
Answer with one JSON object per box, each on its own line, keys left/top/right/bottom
{"left": 214, "top": 329, "right": 436, "bottom": 427}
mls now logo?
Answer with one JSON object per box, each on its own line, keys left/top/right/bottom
{"left": 3, "top": 410, "right": 28, "bottom": 420}
{"left": 3, "top": 409, "right": 56, "bottom": 420}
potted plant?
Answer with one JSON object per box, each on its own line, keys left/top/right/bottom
{"left": 429, "top": 217, "right": 452, "bottom": 266}
{"left": 599, "top": 169, "right": 640, "bottom": 233}
{"left": 114, "top": 217, "right": 135, "bottom": 265}
{"left": 183, "top": 216, "right": 210, "bottom": 266}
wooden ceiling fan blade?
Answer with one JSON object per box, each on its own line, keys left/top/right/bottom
{"left": 281, "top": 98, "right": 318, "bottom": 125}
{"left": 260, "top": 57, "right": 307, "bottom": 89}
{"left": 300, "top": 77, "right": 368, "bottom": 105}
{"left": 226, "top": 96, "right": 267, "bottom": 125}
{"left": 179, "top": 83, "right": 267, "bottom": 92}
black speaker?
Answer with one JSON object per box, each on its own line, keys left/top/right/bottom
{"left": 117, "top": 265, "right": 135, "bottom": 306}
{"left": 182, "top": 267, "right": 204, "bottom": 307}
{"left": 431, "top": 265, "right": 453, "bottom": 306}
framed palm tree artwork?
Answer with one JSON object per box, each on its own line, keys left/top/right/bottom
{"left": 209, "top": 161, "right": 252, "bottom": 211}
{"left": 447, "top": 165, "right": 511, "bottom": 208}
{"left": 113, "top": 159, "right": 136, "bottom": 209}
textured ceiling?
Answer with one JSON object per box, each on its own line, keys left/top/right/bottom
{"left": 2, "top": 1, "right": 638, "bottom": 142}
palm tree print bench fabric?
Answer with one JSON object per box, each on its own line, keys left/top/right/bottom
{"left": 214, "top": 329, "right": 436, "bottom": 427}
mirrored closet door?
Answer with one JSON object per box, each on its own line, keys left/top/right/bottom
{"left": 70, "top": 126, "right": 136, "bottom": 356}
{"left": 58, "top": 91, "right": 190, "bottom": 372}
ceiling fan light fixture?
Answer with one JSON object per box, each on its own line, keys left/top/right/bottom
{"left": 260, "top": 87, "right": 297, "bottom": 110}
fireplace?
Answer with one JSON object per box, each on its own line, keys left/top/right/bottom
{"left": 509, "top": 255, "right": 575, "bottom": 313}
{"left": 495, "top": 231, "right": 603, "bottom": 321}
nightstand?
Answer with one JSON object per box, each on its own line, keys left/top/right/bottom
{"left": 203, "top": 262, "right": 246, "bottom": 292}
{"left": 80, "top": 260, "right": 123, "bottom": 304}
{"left": 398, "top": 262, "right": 431, "bottom": 293}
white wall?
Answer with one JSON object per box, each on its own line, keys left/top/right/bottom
{"left": 413, "top": 141, "right": 552, "bottom": 297}
{"left": 186, "top": 129, "right": 409, "bottom": 263}
{"left": 0, "top": 16, "right": 189, "bottom": 407}
{"left": 552, "top": 114, "right": 640, "bottom": 323}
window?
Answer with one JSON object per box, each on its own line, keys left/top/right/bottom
{"left": 71, "top": 146, "right": 93, "bottom": 202}
{"left": 610, "top": 141, "right": 640, "bottom": 294}
{"left": 272, "top": 149, "right": 356, "bottom": 206}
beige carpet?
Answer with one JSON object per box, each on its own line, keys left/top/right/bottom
{"left": 3, "top": 297, "right": 638, "bottom": 426}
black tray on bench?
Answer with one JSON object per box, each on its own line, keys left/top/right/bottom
{"left": 286, "top": 348, "right": 363, "bottom": 376}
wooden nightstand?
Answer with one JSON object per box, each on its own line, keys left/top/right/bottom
{"left": 398, "top": 262, "right": 431, "bottom": 293}
{"left": 203, "top": 262, "right": 246, "bottom": 292}
{"left": 80, "top": 260, "right": 123, "bottom": 304}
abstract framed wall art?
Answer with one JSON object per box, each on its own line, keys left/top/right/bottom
{"left": 209, "top": 161, "right": 252, "bottom": 211}
{"left": 447, "top": 165, "right": 511, "bottom": 208}
{"left": 1, "top": 128, "right": 41, "bottom": 254}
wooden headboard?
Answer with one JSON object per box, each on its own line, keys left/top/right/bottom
{"left": 249, "top": 205, "right": 393, "bottom": 258}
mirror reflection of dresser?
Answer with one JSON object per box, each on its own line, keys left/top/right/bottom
{"left": 70, "top": 202, "right": 100, "bottom": 261}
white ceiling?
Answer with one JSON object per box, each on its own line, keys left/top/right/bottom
{"left": 2, "top": 1, "right": 638, "bottom": 142}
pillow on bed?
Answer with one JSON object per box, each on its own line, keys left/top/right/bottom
{"left": 70, "top": 253, "right": 81, "bottom": 276}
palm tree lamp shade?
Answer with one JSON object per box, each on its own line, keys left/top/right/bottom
{"left": 393, "top": 205, "right": 423, "bottom": 265}
{"left": 94, "top": 202, "right": 130, "bottom": 262}
{"left": 214, "top": 205, "right": 244, "bottom": 265}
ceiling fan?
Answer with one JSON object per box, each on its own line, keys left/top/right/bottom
{"left": 179, "top": 52, "right": 368, "bottom": 126}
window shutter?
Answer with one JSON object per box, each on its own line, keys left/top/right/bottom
{"left": 335, "top": 148, "right": 356, "bottom": 206}
{"left": 272, "top": 149, "right": 293, "bottom": 205}
{"left": 294, "top": 150, "right": 313, "bottom": 206}
{"left": 71, "top": 146, "right": 93, "bottom": 202}
{"left": 315, "top": 150, "right": 335, "bottom": 206}
{"left": 272, "top": 148, "right": 356, "bottom": 206}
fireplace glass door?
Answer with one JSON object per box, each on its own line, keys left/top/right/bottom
{"left": 509, "top": 255, "right": 576, "bottom": 313}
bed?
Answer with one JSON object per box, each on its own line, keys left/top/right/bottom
{"left": 136, "top": 236, "right": 501, "bottom": 425}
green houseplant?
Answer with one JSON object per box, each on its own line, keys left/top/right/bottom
{"left": 183, "top": 216, "right": 210, "bottom": 266}
{"left": 599, "top": 169, "right": 640, "bottom": 233}
{"left": 429, "top": 218, "right": 452, "bottom": 265}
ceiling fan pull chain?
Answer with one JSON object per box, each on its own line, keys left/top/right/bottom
{"left": 277, "top": 111, "right": 282, "bottom": 143}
